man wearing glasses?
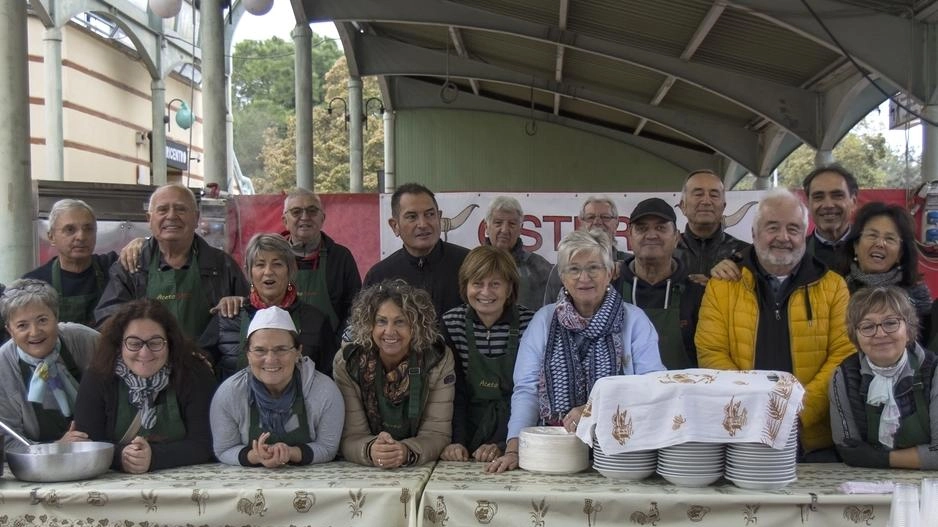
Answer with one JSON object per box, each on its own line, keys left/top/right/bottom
{"left": 696, "top": 188, "right": 854, "bottom": 463}
{"left": 281, "top": 188, "right": 361, "bottom": 334}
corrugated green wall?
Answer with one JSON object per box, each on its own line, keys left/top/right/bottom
{"left": 395, "top": 109, "right": 687, "bottom": 192}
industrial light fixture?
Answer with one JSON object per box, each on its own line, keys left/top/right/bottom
{"left": 165, "top": 98, "right": 194, "bottom": 131}
{"left": 327, "top": 97, "right": 349, "bottom": 131}
{"left": 242, "top": 0, "right": 274, "bottom": 15}
{"left": 364, "top": 97, "right": 385, "bottom": 129}
{"left": 149, "top": 0, "right": 182, "bottom": 18}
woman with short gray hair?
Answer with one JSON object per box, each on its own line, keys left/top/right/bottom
{"left": 489, "top": 229, "right": 664, "bottom": 472}
{"left": 0, "top": 278, "right": 100, "bottom": 452}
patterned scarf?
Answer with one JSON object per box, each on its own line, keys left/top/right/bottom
{"left": 249, "top": 368, "right": 299, "bottom": 436}
{"left": 866, "top": 350, "right": 909, "bottom": 448}
{"left": 355, "top": 346, "right": 414, "bottom": 434}
{"left": 115, "top": 358, "right": 171, "bottom": 430}
{"left": 249, "top": 282, "right": 298, "bottom": 309}
{"left": 17, "top": 341, "right": 79, "bottom": 417}
{"left": 541, "top": 287, "right": 623, "bottom": 423}
{"left": 848, "top": 262, "right": 902, "bottom": 289}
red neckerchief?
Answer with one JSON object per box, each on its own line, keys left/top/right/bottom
{"left": 282, "top": 230, "right": 322, "bottom": 270}
{"left": 250, "top": 284, "right": 298, "bottom": 309}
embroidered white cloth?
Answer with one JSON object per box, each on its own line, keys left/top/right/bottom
{"left": 575, "top": 368, "right": 805, "bottom": 454}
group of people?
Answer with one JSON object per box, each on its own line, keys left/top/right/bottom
{"left": 0, "top": 166, "right": 935, "bottom": 476}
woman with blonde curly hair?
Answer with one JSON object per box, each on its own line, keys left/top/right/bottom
{"left": 333, "top": 279, "right": 455, "bottom": 468}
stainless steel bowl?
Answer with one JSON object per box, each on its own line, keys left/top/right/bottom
{"left": 6, "top": 441, "right": 114, "bottom": 482}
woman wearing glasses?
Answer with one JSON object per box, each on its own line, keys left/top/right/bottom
{"left": 73, "top": 299, "right": 216, "bottom": 473}
{"left": 829, "top": 286, "right": 938, "bottom": 469}
{"left": 200, "top": 233, "right": 337, "bottom": 380}
{"left": 489, "top": 229, "right": 664, "bottom": 473}
{"left": 836, "top": 202, "right": 931, "bottom": 340}
{"left": 210, "top": 306, "right": 344, "bottom": 467}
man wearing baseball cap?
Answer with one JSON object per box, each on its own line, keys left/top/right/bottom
{"left": 619, "top": 197, "right": 704, "bottom": 369}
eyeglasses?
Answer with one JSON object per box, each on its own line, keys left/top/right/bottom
{"left": 562, "top": 264, "right": 606, "bottom": 279}
{"left": 287, "top": 206, "right": 321, "bottom": 219}
{"left": 582, "top": 214, "right": 617, "bottom": 223}
{"left": 123, "top": 336, "right": 167, "bottom": 352}
{"left": 859, "top": 231, "right": 900, "bottom": 247}
{"left": 856, "top": 317, "right": 904, "bottom": 338}
{"left": 248, "top": 346, "right": 296, "bottom": 357}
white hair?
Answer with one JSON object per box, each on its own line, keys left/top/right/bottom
{"left": 486, "top": 196, "right": 523, "bottom": 224}
{"left": 557, "top": 229, "right": 615, "bottom": 273}
{"left": 579, "top": 195, "right": 618, "bottom": 219}
{"left": 752, "top": 188, "right": 808, "bottom": 231}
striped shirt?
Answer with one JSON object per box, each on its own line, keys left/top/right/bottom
{"left": 441, "top": 304, "right": 535, "bottom": 374}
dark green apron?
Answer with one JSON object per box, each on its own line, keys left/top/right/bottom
{"left": 294, "top": 250, "right": 339, "bottom": 330}
{"left": 145, "top": 248, "right": 211, "bottom": 338}
{"left": 376, "top": 364, "right": 426, "bottom": 441}
{"left": 621, "top": 280, "right": 690, "bottom": 369}
{"left": 248, "top": 376, "right": 312, "bottom": 445}
{"left": 17, "top": 341, "right": 80, "bottom": 441}
{"left": 865, "top": 352, "right": 931, "bottom": 449}
{"left": 235, "top": 308, "right": 303, "bottom": 370}
{"left": 115, "top": 382, "right": 186, "bottom": 443}
{"left": 465, "top": 307, "right": 519, "bottom": 451}
{"left": 51, "top": 259, "right": 105, "bottom": 326}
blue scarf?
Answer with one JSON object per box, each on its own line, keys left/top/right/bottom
{"left": 17, "top": 341, "right": 79, "bottom": 417}
{"left": 249, "top": 369, "right": 299, "bottom": 436}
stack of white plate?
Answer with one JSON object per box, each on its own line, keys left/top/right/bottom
{"left": 725, "top": 428, "right": 798, "bottom": 490}
{"left": 657, "top": 442, "right": 724, "bottom": 487}
{"left": 519, "top": 426, "right": 589, "bottom": 474}
{"left": 592, "top": 440, "right": 657, "bottom": 480}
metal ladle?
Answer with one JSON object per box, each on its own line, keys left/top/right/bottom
{"left": 0, "top": 418, "right": 37, "bottom": 450}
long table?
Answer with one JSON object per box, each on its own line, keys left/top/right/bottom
{"left": 418, "top": 462, "right": 938, "bottom": 527}
{"left": 0, "top": 461, "right": 433, "bottom": 527}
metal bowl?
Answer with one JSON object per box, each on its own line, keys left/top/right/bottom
{"left": 6, "top": 441, "right": 114, "bottom": 482}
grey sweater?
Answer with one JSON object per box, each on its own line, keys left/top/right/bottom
{"left": 209, "top": 357, "right": 344, "bottom": 466}
{"left": 0, "top": 323, "right": 100, "bottom": 452}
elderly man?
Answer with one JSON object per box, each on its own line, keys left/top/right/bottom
{"left": 363, "top": 183, "right": 470, "bottom": 317}
{"left": 24, "top": 199, "right": 118, "bottom": 326}
{"left": 620, "top": 198, "right": 703, "bottom": 369}
{"left": 483, "top": 196, "right": 552, "bottom": 309}
{"left": 677, "top": 170, "right": 749, "bottom": 283}
{"left": 94, "top": 184, "right": 248, "bottom": 337}
{"left": 280, "top": 187, "right": 361, "bottom": 332}
{"left": 696, "top": 189, "right": 854, "bottom": 461}
{"left": 803, "top": 164, "right": 858, "bottom": 269}
{"left": 542, "top": 195, "right": 626, "bottom": 304}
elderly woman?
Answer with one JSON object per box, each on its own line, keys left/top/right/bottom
{"left": 0, "top": 279, "right": 99, "bottom": 452}
{"left": 210, "top": 306, "right": 344, "bottom": 467}
{"left": 829, "top": 286, "right": 938, "bottom": 469}
{"left": 439, "top": 246, "right": 535, "bottom": 463}
{"left": 200, "top": 233, "right": 338, "bottom": 380}
{"left": 489, "top": 229, "right": 664, "bottom": 473}
{"left": 73, "top": 299, "right": 216, "bottom": 473}
{"left": 24, "top": 199, "right": 117, "bottom": 326}
{"left": 838, "top": 202, "right": 931, "bottom": 338}
{"left": 333, "top": 280, "right": 455, "bottom": 468}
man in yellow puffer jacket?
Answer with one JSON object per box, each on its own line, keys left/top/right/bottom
{"left": 696, "top": 189, "right": 854, "bottom": 459}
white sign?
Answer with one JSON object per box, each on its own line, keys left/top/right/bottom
{"left": 378, "top": 191, "right": 765, "bottom": 262}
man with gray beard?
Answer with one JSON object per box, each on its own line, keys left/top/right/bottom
{"left": 695, "top": 189, "right": 854, "bottom": 462}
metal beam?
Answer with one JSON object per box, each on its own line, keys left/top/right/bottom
{"left": 552, "top": 0, "right": 569, "bottom": 116}
{"left": 304, "top": 0, "right": 819, "bottom": 145}
{"left": 358, "top": 35, "right": 761, "bottom": 172}
{"left": 448, "top": 27, "right": 480, "bottom": 96}
{"left": 819, "top": 73, "right": 892, "bottom": 151}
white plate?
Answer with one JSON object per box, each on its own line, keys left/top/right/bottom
{"left": 658, "top": 472, "right": 722, "bottom": 487}
{"left": 726, "top": 476, "right": 797, "bottom": 490}
{"left": 596, "top": 467, "right": 656, "bottom": 480}
{"left": 658, "top": 466, "right": 724, "bottom": 476}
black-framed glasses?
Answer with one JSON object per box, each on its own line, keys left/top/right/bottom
{"left": 287, "top": 206, "right": 321, "bottom": 219}
{"left": 856, "top": 317, "right": 904, "bottom": 338}
{"left": 123, "top": 336, "right": 167, "bottom": 352}
{"left": 248, "top": 346, "right": 296, "bottom": 357}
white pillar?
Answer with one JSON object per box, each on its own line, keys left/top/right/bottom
{"left": 293, "top": 24, "right": 314, "bottom": 191}
{"left": 383, "top": 110, "right": 395, "bottom": 193}
{"left": 150, "top": 79, "right": 167, "bottom": 185}
{"left": 753, "top": 175, "right": 772, "bottom": 190}
{"left": 44, "top": 27, "right": 64, "bottom": 181}
{"left": 814, "top": 149, "right": 834, "bottom": 167}
{"left": 923, "top": 105, "right": 938, "bottom": 183}
{"left": 200, "top": 0, "right": 227, "bottom": 189}
{"left": 0, "top": 0, "right": 35, "bottom": 280}
{"left": 348, "top": 77, "right": 363, "bottom": 193}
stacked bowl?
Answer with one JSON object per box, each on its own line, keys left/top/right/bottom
{"left": 656, "top": 442, "right": 725, "bottom": 487}
{"left": 725, "top": 428, "right": 798, "bottom": 490}
{"left": 592, "top": 439, "right": 657, "bottom": 480}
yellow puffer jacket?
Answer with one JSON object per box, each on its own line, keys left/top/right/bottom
{"left": 695, "top": 266, "right": 854, "bottom": 452}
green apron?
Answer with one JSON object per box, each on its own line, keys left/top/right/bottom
{"left": 465, "top": 307, "right": 519, "bottom": 451}
{"left": 115, "top": 382, "right": 186, "bottom": 443}
{"left": 146, "top": 248, "right": 211, "bottom": 338}
{"left": 248, "top": 375, "right": 312, "bottom": 445}
{"left": 376, "top": 364, "right": 425, "bottom": 441}
{"left": 294, "top": 250, "right": 339, "bottom": 330}
{"left": 235, "top": 308, "right": 303, "bottom": 370}
{"left": 51, "top": 259, "right": 105, "bottom": 326}
{"left": 621, "top": 280, "right": 690, "bottom": 370}
{"left": 17, "top": 341, "right": 80, "bottom": 441}
{"left": 865, "top": 352, "right": 931, "bottom": 449}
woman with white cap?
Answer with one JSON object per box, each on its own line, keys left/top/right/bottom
{"left": 210, "top": 306, "right": 344, "bottom": 467}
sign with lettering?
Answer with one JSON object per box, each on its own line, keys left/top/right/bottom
{"left": 166, "top": 140, "right": 189, "bottom": 170}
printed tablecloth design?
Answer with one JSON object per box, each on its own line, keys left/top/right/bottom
{"left": 576, "top": 369, "right": 806, "bottom": 454}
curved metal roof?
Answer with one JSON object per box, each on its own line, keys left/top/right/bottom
{"left": 302, "top": 0, "right": 938, "bottom": 186}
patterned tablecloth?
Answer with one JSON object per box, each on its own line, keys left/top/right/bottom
{"left": 0, "top": 461, "right": 433, "bottom": 527}
{"left": 417, "top": 462, "right": 938, "bottom": 527}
